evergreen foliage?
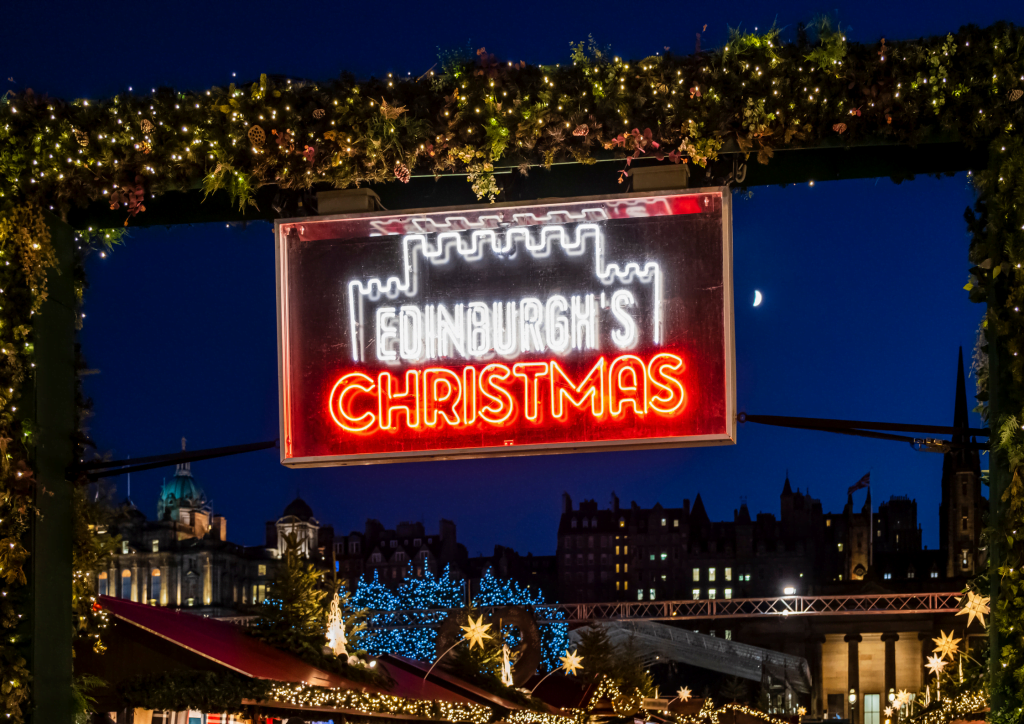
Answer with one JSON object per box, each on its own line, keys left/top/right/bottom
{"left": 572, "top": 623, "right": 654, "bottom": 697}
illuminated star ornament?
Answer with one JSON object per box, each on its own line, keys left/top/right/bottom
{"left": 884, "top": 707, "right": 893, "bottom": 718}
{"left": 460, "top": 614, "right": 493, "bottom": 650}
{"left": 932, "top": 630, "right": 962, "bottom": 660}
{"left": 925, "top": 654, "right": 948, "bottom": 676}
{"left": 798, "top": 707, "right": 807, "bottom": 717}
{"left": 956, "top": 590, "right": 991, "bottom": 629}
{"left": 677, "top": 687, "right": 693, "bottom": 703}
{"left": 560, "top": 649, "right": 584, "bottom": 676}
{"left": 895, "top": 690, "right": 911, "bottom": 708}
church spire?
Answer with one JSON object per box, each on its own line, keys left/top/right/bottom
{"left": 953, "top": 346, "right": 969, "bottom": 444}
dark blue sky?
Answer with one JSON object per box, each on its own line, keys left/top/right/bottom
{"left": 10, "top": 0, "right": 1020, "bottom": 557}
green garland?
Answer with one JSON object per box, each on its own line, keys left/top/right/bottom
{"left": 0, "top": 17, "right": 1022, "bottom": 724}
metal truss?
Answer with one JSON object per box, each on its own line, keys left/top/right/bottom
{"left": 542, "top": 592, "right": 962, "bottom": 623}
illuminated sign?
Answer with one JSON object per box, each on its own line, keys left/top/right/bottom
{"left": 275, "top": 189, "right": 734, "bottom": 466}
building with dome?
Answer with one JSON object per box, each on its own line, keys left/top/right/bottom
{"left": 92, "top": 455, "right": 281, "bottom": 617}
{"left": 264, "top": 495, "right": 325, "bottom": 558}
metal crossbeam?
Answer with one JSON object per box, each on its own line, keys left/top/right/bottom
{"left": 344, "top": 592, "right": 962, "bottom": 629}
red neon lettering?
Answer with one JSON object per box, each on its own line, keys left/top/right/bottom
{"left": 378, "top": 370, "right": 421, "bottom": 429}
{"left": 423, "top": 368, "right": 462, "bottom": 427}
{"left": 512, "top": 362, "right": 550, "bottom": 422}
{"left": 648, "top": 353, "right": 686, "bottom": 415}
{"left": 609, "top": 355, "right": 648, "bottom": 417}
{"left": 479, "top": 364, "right": 515, "bottom": 425}
{"left": 329, "top": 373, "right": 377, "bottom": 432}
{"left": 550, "top": 358, "right": 606, "bottom": 419}
{"left": 463, "top": 365, "right": 478, "bottom": 425}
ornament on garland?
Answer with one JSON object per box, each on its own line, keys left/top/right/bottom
{"left": 925, "top": 654, "right": 948, "bottom": 677}
{"left": 461, "top": 614, "right": 493, "bottom": 650}
{"left": 957, "top": 590, "right": 991, "bottom": 628}
{"left": 140, "top": 118, "right": 155, "bottom": 134}
{"left": 394, "top": 162, "right": 411, "bottom": 183}
{"left": 313, "top": 108, "right": 326, "bottom": 119}
{"left": 248, "top": 125, "right": 266, "bottom": 148}
{"left": 500, "top": 644, "right": 514, "bottom": 687}
{"left": 932, "top": 630, "right": 961, "bottom": 660}
{"left": 573, "top": 124, "right": 589, "bottom": 137}
{"left": 380, "top": 99, "right": 407, "bottom": 121}
{"left": 1009, "top": 89, "right": 1022, "bottom": 102}
{"left": 676, "top": 686, "right": 693, "bottom": 703}
{"left": 833, "top": 123, "right": 847, "bottom": 134}
{"left": 325, "top": 591, "right": 348, "bottom": 657}
{"left": 73, "top": 129, "right": 89, "bottom": 147}
{"left": 884, "top": 707, "right": 893, "bottom": 718}
{"left": 138, "top": 141, "right": 152, "bottom": 154}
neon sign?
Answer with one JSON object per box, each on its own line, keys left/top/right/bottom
{"left": 275, "top": 189, "right": 734, "bottom": 466}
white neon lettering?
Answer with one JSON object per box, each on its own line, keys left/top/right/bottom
{"left": 571, "top": 294, "right": 597, "bottom": 350}
{"left": 376, "top": 307, "right": 398, "bottom": 361}
{"left": 467, "top": 302, "right": 491, "bottom": 357}
{"left": 493, "top": 302, "right": 518, "bottom": 355}
{"left": 545, "top": 295, "right": 570, "bottom": 353}
{"left": 437, "top": 303, "right": 466, "bottom": 358}
{"left": 425, "top": 304, "right": 436, "bottom": 359}
{"left": 520, "top": 298, "right": 544, "bottom": 353}
{"left": 507, "top": 227, "right": 530, "bottom": 253}
{"left": 610, "top": 290, "right": 638, "bottom": 349}
{"left": 399, "top": 305, "right": 424, "bottom": 360}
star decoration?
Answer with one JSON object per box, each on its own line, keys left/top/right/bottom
{"left": 677, "top": 687, "right": 692, "bottom": 702}
{"left": 932, "top": 630, "right": 962, "bottom": 660}
{"left": 560, "top": 649, "right": 584, "bottom": 676}
{"left": 460, "top": 614, "right": 493, "bottom": 650}
{"left": 956, "top": 590, "right": 991, "bottom": 629}
{"left": 895, "top": 690, "right": 911, "bottom": 708}
{"left": 798, "top": 707, "right": 807, "bottom": 717}
{"left": 925, "top": 654, "right": 948, "bottom": 676}
{"left": 884, "top": 707, "right": 893, "bottom": 718}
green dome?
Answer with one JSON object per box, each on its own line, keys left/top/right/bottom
{"left": 157, "top": 462, "right": 209, "bottom": 521}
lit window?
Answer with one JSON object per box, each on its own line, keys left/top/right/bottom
{"left": 98, "top": 572, "right": 108, "bottom": 597}
{"left": 649, "top": 588, "right": 657, "bottom": 600}
{"left": 624, "top": 545, "right": 629, "bottom": 555}
{"left": 624, "top": 563, "right": 629, "bottom": 572}
{"left": 725, "top": 630, "right": 732, "bottom": 640}
{"left": 724, "top": 588, "right": 732, "bottom": 599}
{"left": 661, "top": 518, "right": 666, "bottom": 527}
{"left": 120, "top": 570, "right": 132, "bottom": 599}
{"left": 838, "top": 543, "right": 844, "bottom": 552}
{"left": 708, "top": 589, "right": 716, "bottom": 599}
{"left": 150, "top": 569, "right": 161, "bottom": 602}
{"left": 637, "top": 589, "right": 644, "bottom": 601}
{"left": 121, "top": 540, "right": 129, "bottom": 555}
{"left": 258, "top": 564, "right": 267, "bottom": 576}
{"left": 674, "top": 519, "right": 679, "bottom": 527}
{"left": 877, "top": 530, "right": 882, "bottom": 537}
{"left": 660, "top": 551, "right": 668, "bottom": 561}
{"left": 660, "top": 574, "right": 666, "bottom": 581}
{"left": 708, "top": 568, "right": 716, "bottom": 582}
{"left": 693, "top": 568, "right": 700, "bottom": 582}
{"left": 151, "top": 540, "right": 159, "bottom": 553}
{"left": 615, "top": 545, "right": 620, "bottom": 555}
{"left": 650, "top": 554, "right": 655, "bottom": 561}
{"left": 624, "top": 581, "right": 629, "bottom": 590}
{"left": 619, "top": 518, "right": 625, "bottom": 528}
{"left": 725, "top": 567, "right": 732, "bottom": 581}
{"left": 616, "top": 563, "right": 621, "bottom": 573}
{"left": 931, "top": 571, "right": 939, "bottom": 579}
{"left": 908, "top": 570, "right": 915, "bottom": 579}
{"left": 692, "top": 588, "right": 700, "bottom": 600}
{"left": 826, "top": 518, "right": 831, "bottom": 527}
{"left": 616, "top": 581, "right": 621, "bottom": 590}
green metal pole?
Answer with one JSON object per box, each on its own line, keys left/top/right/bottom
{"left": 28, "top": 215, "right": 75, "bottom": 723}
{"left": 987, "top": 269, "right": 1007, "bottom": 712}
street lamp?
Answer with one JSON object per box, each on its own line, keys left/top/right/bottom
{"left": 849, "top": 689, "right": 858, "bottom": 724}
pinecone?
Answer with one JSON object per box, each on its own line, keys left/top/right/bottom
{"left": 140, "top": 119, "right": 155, "bottom": 134}
{"left": 248, "top": 125, "right": 266, "bottom": 148}
{"left": 394, "top": 162, "right": 411, "bottom": 183}
{"left": 832, "top": 122, "right": 848, "bottom": 134}
{"left": 73, "top": 129, "right": 89, "bottom": 147}
{"left": 573, "top": 124, "right": 589, "bottom": 137}
{"left": 1010, "top": 89, "right": 1023, "bottom": 102}
{"left": 313, "top": 108, "right": 326, "bottom": 119}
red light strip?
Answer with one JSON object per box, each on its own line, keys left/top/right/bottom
{"left": 328, "top": 353, "right": 686, "bottom": 435}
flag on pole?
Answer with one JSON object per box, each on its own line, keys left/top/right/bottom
{"left": 847, "top": 472, "right": 870, "bottom": 496}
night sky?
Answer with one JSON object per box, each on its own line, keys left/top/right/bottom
{"left": 8, "top": 0, "right": 1023, "bottom": 561}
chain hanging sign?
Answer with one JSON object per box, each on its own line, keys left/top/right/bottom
{"left": 275, "top": 188, "right": 735, "bottom": 466}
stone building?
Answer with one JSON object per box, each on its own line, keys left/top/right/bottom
{"left": 94, "top": 459, "right": 280, "bottom": 617}
{"left": 333, "top": 518, "right": 467, "bottom": 589}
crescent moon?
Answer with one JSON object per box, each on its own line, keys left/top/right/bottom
{"left": 753, "top": 290, "right": 763, "bottom": 307}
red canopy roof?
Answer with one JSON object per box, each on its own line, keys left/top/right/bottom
{"left": 96, "top": 595, "right": 471, "bottom": 704}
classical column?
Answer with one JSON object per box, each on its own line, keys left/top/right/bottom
{"left": 131, "top": 563, "right": 139, "bottom": 602}
{"left": 882, "top": 632, "right": 899, "bottom": 702}
{"left": 809, "top": 634, "right": 827, "bottom": 718}
{"left": 845, "top": 633, "right": 862, "bottom": 723}
{"left": 202, "top": 554, "right": 212, "bottom": 607}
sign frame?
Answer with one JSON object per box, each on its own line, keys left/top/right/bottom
{"left": 275, "top": 187, "right": 736, "bottom": 467}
